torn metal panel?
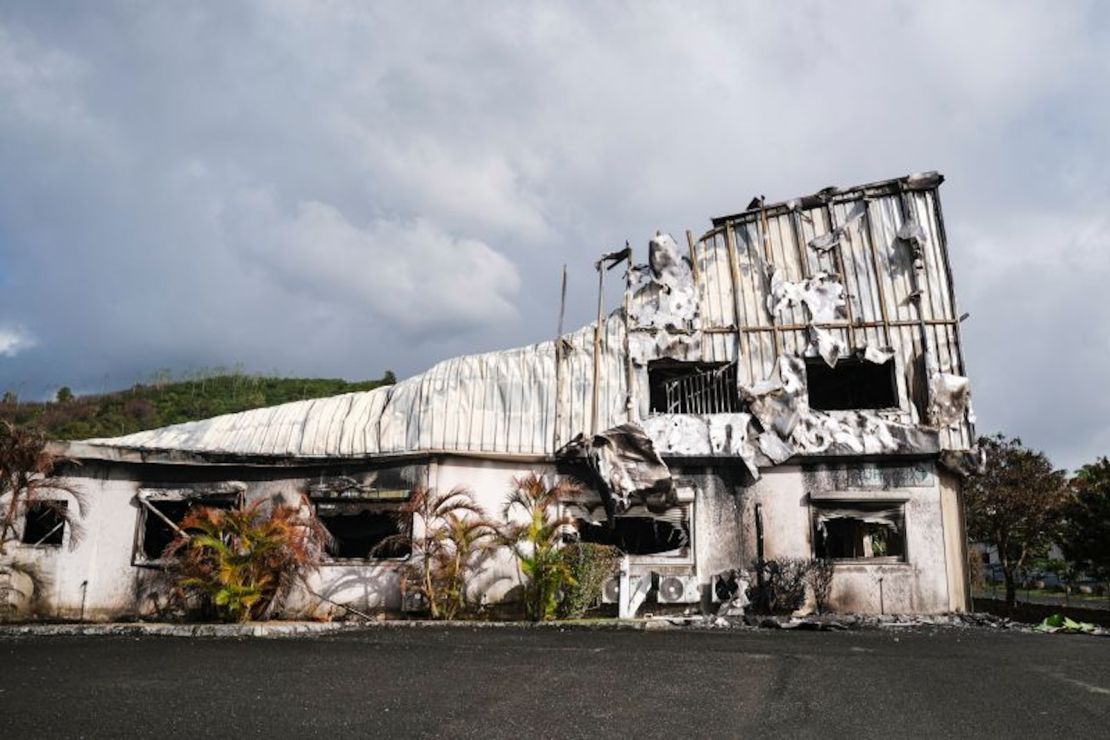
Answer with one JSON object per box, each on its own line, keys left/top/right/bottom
{"left": 896, "top": 218, "right": 927, "bottom": 247}
{"left": 928, "top": 372, "right": 972, "bottom": 427}
{"left": 767, "top": 271, "right": 846, "bottom": 324}
{"left": 757, "top": 431, "right": 794, "bottom": 464}
{"left": 807, "top": 200, "right": 867, "bottom": 252}
{"left": 740, "top": 354, "right": 940, "bottom": 459}
{"left": 805, "top": 326, "right": 848, "bottom": 368}
{"left": 793, "top": 411, "right": 940, "bottom": 456}
{"left": 560, "top": 423, "right": 673, "bottom": 516}
{"left": 628, "top": 232, "right": 703, "bottom": 366}
{"left": 863, "top": 345, "right": 896, "bottom": 365}
{"left": 628, "top": 234, "right": 700, "bottom": 331}
{"left": 629, "top": 329, "right": 701, "bottom": 365}
{"left": 641, "top": 413, "right": 759, "bottom": 478}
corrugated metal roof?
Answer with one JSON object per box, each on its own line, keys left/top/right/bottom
{"left": 83, "top": 316, "right": 629, "bottom": 459}
{"left": 82, "top": 171, "right": 973, "bottom": 462}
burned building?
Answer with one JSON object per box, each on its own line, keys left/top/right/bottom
{"left": 6, "top": 172, "right": 975, "bottom": 620}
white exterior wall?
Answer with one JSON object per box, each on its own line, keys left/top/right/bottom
{"left": 10, "top": 469, "right": 147, "bottom": 620}
{"left": 4, "top": 455, "right": 966, "bottom": 620}
{"left": 745, "top": 463, "right": 960, "bottom": 614}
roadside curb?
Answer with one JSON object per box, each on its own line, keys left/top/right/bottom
{"left": 0, "top": 618, "right": 673, "bottom": 638}
{"left": 2, "top": 611, "right": 1071, "bottom": 638}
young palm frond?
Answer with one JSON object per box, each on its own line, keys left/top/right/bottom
{"left": 500, "top": 473, "right": 583, "bottom": 621}
{"left": 371, "top": 485, "right": 493, "bottom": 619}
{"left": 166, "top": 498, "right": 328, "bottom": 622}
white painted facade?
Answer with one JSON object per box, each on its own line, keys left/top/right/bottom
{"left": 4, "top": 455, "right": 968, "bottom": 620}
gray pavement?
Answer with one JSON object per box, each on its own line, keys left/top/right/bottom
{"left": 1, "top": 626, "right": 1108, "bottom": 738}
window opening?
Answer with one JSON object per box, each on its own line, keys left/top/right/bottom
{"left": 813, "top": 502, "right": 905, "bottom": 561}
{"left": 139, "top": 498, "right": 234, "bottom": 562}
{"left": 575, "top": 516, "right": 689, "bottom": 556}
{"left": 649, "top": 361, "right": 741, "bottom": 414}
{"left": 806, "top": 358, "right": 897, "bottom": 410}
{"left": 315, "top": 502, "right": 411, "bottom": 560}
{"left": 21, "top": 501, "right": 67, "bottom": 546}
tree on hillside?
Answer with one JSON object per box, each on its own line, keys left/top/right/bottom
{"left": 965, "top": 434, "right": 1068, "bottom": 609}
{"left": 1061, "top": 457, "right": 1110, "bottom": 604}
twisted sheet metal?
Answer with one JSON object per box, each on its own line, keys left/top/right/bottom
{"left": 84, "top": 173, "right": 972, "bottom": 460}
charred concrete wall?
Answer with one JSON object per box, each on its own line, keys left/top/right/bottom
{"left": 6, "top": 454, "right": 966, "bottom": 621}
{"left": 8, "top": 460, "right": 429, "bottom": 621}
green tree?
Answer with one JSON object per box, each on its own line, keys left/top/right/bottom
{"left": 965, "top": 434, "right": 1068, "bottom": 609}
{"left": 55, "top": 387, "right": 74, "bottom": 404}
{"left": 1060, "top": 457, "right": 1110, "bottom": 603}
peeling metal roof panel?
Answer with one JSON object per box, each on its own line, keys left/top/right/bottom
{"left": 82, "top": 172, "right": 972, "bottom": 462}
{"left": 84, "top": 317, "right": 629, "bottom": 460}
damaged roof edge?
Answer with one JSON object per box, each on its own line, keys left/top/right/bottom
{"left": 710, "top": 171, "right": 945, "bottom": 228}
{"left": 51, "top": 441, "right": 551, "bottom": 468}
{"left": 54, "top": 438, "right": 947, "bottom": 471}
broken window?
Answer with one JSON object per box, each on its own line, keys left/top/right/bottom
{"left": 648, "top": 360, "right": 741, "bottom": 414}
{"left": 812, "top": 502, "right": 905, "bottom": 561}
{"left": 564, "top": 497, "right": 693, "bottom": 561}
{"left": 135, "top": 489, "right": 240, "bottom": 564}
{"left": 21, "top": 501, "right": 67, "bottom": 546}
{"left": 805, "top": 358, "right": 897, "bottom": 411}
{"left": 314, "top": 502, "right": 411, "bottom": 560}
{"left": 576, "top": 516, "right": 689, "bottom": 556}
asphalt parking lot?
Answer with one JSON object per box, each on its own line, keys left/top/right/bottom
{"left": 1, "top": 626, "right": 1107, "bottom": 738}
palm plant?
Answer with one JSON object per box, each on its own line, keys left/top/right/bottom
{"left": 0, "top": 422, "right": 84, "bottom": 618}
{"left": 500, "top": 474, "right": 581, "bottom": 621}
{"left": 165, "top": 499, "right": 328, "bottom": 622}
{"left": 376, "top": 486, "right": 495, "bottom": 619}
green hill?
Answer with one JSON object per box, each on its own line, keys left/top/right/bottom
{"left": 0, "top": 372, "right": 396, "bottom": 441}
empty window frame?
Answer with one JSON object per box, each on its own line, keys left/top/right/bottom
{"left": 135, "top": 490, "right": 239, "bottom": 564}
{"left": 648, "top": 361, "right": 741, "bottom": 414}
{"left": 21, "top": 500, "right": 67, "bottom": 547}
{"left": 812, "top": 502, "right": 906, "bottom": 562}
{"left": 805, "top": 358, "right": 897, "bottom": 411}
{"left": 564, "top": 499, "right": 693, "bottom": 561}
{"left": 576, "top": 516, "right": 690, "bottom": 556}
{"left": 314, "top": 502, "right": 411, "bottom": 560}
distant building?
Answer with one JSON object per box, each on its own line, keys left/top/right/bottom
{"left": 12, "top": 172, "right": 976, "bottom": 619}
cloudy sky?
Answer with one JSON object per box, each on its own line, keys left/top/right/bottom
{"left": 1, "top": 1, "right": 1107, "bottom": 470}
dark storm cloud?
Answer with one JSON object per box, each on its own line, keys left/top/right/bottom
{"left": 0, "top": 1, "right": 1107, "bottom": 469}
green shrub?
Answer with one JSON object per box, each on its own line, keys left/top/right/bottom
{"left": 748, "top": 558, "right": 811, "bottom": 615}
{"left": 558, "top": 542, "right": 621, "bottom": 618}
{"left": 806, "top": 559, "right": 835, "bottom": 614}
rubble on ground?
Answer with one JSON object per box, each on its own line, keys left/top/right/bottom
{"left": 657, "top": 610, "right": 1048, "bottom": 632}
